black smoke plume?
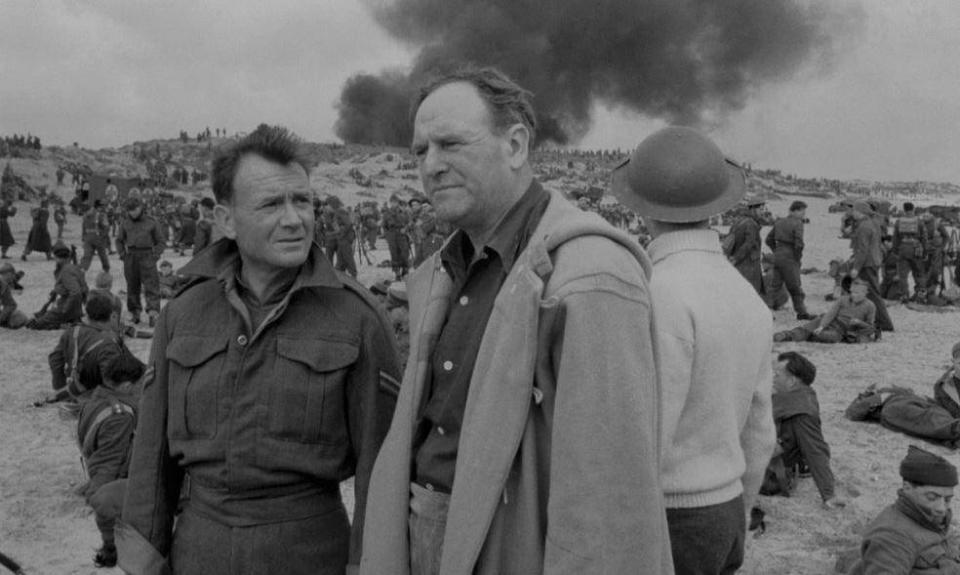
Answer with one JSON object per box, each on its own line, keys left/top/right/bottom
{"left": 336, "top": 0, "right": 863, "bottom": 147}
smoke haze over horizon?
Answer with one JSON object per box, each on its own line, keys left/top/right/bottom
{"left": 336, "top": 0, "right": 864, "bottom": 147}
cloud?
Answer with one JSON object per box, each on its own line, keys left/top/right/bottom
{"left": 0, "top": 0, "right": 411, "bottom": 148}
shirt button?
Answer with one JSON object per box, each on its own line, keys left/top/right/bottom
{"left": 237, "top": 335, "right": 248, "bottom": 346}
{"left": 459, "top": 296, "right": 469, "bottom": 306}
{"left": 443, "top": 360, "right": 453, "bottom": 371}
{"left": 437, "top": 426, "right": 446, "bottom": 436}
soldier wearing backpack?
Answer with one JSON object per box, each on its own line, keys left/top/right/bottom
{"left": 894, "top": 202, "right": 927, "bottom": 303}
{"left": 45, "top": 293, "right": 123, "bottom": 403}
{"left": 77, "top": 355, "right": 144, "bottom": 568}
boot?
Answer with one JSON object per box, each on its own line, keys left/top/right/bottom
{"left": 93, "top": 543, "right": 117, "bottom": 568}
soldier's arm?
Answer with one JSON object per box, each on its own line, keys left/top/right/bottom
{"left": 764, "top": 225, "right": 777, "bottom": 251}
{"left": 817, "top": 300, "right": 841, "bottom": 332}
{"left": 345, "top": 299, "right": 401, "bottom": 570}
{"left": 789, "top": 414, "right": 836, "bottom": 501}
{"left": 793, "top": 219, "right": 805, "bottom": 256}
{"left": 118, "top": 309, "right": 182, "bottom": 573}
{"left": 48, "top": 332, "right": 68, "bottom": 391}
{"left": 151, "top": 221, "right": 165, "bottom": 248}
{"left": 116, "top": 224, "right": 127, "bottom": 257}
{"left": 851, "top": 228, "right": 868, "bottom": 271}
{"left": 83, "top": 414, "right": 136, "bottom": 501}
{"left": 863, "top": 301, "right": 877, "bottom": 328}
{"left": 728, "top": 224, "right": 751, "bottom": 264}
{"left": 62, "top": 269, "right": 85, "bottom": 307}
{"left": 858, "top": 526, "right": 920, "bottom": 575}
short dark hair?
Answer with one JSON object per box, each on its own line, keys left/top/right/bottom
{"left": 904, "top": 202, "right": 915, "bottom": 212}
{"left": 778, "top": 351, "right": 817, "bottom": 386}
{"left": 789, "top": 201, "right": 808, "bottom": 212}
{"left": 840, "top": 275, "right": 853, "bottom": 293}
{"left": 211, "top": 125, "right": 310, "bottom": 204}
{"left": 105, "top": 355, "right": 145, "bottom": 385}
{"left": 199, "top": 197, "right": 215, "bottom": 209}
{"left": 84, "top": 292, "right": 115, "bottom": 322}
{"left": 413, "top": 65, "right": 538, "bottom": 144}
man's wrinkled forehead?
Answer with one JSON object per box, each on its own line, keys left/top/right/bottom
{"left": 413, "top": 83, "right": 491, "bottom": 136}
{"left": 233, "top": 154, "right": 310, "bottom": 193}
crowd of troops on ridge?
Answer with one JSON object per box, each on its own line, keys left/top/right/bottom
{"left": 5, "top": 66, "right": 960, "bottom": 575}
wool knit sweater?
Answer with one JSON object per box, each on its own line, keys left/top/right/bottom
{"left": 649, "top": 229, "right": 777, "bottom": 511}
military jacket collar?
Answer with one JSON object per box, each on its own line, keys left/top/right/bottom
{"left": 179, "top": 239, "right": 341, "bottom": 291}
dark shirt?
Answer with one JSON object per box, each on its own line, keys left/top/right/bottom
{"left": 117, "top": 215, "right": 164, "bottom": 254}
{"left": 48, "top": 322, "right": 122, "bottom": 396}
{"left": 773, "top": 385, "right": 835, "bottom": 501}
{"left": 413, "top": 180, "right": 549, "bottom": 493}
{"left": 768, "top": 215, "right": 804, "bottom": 259}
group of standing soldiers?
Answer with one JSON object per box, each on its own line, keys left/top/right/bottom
{"left": 725, "top": 196, "right": 959, "bottom": 334}
{"left": 314, "top": 192, "right": 452, "bottom": 281}
{"left": 881, "top": 201, "right": 954, "bottom": 303}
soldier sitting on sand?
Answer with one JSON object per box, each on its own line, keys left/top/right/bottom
{"left": 0, "top": 262, "right": 28, "bottom": 329}
{"left": 848, "top": 446, "right": 960, "bottom": 574}
{"left": 26, "top": 242, "right": 88, "bottom": 330}
{"left": 44, "top": 293, "right": 124, "bottom": 405}
{"left": 157, "top": 260, "right": 185, "bottom": 299}
{"left": 763, "top": 352, "right": 845, "bottom": 509}
{"left": 774, "top": 276, "right": 878, "bottom": 343}
{"left": 78, "top": 355, "right": 144, "bottom": 568}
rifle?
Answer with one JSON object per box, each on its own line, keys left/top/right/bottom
{"left": 31, "top": 388, "right": 70, "bottom": 408}
{"left": 356, "top": 223, "right": 372, "bottom": 266}
{"left": 0, "top": 550, "right": 25, "bottom": 575}
{"left": 35, "top": 292, "right": 57, "bottom": 318}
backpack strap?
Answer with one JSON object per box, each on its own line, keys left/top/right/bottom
{"left": 78, "top": 402, "right": 135, "bottom": 474}
{"left": 66, "top": 326, "right": 106, "bottom": 397}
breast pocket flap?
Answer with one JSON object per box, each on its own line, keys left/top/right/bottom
{"left": 166, "top": 336, "right": 228, "bottom": 367}
{"left": 277, "top": 337, "right": 358, "bottom": 372}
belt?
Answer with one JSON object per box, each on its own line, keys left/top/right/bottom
{"left": 127, "top": 246, "right": 155, "bottom": 251}
{"left": 184, "top": 474, "right": 343, "bottom": 527}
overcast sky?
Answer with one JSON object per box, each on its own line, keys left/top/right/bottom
{"left": 1, "top": 1, "right": 957, "bottom": 183}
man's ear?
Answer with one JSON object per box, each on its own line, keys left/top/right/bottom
{"left": 505, "top": 123, "right": 530, "bottom": 170}
{"left": 214, "top": 203, "right": 236, "bottom": 240}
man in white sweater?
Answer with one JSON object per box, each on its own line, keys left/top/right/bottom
{"left": 613, "top": 126, "right": 777, "bottom": 574}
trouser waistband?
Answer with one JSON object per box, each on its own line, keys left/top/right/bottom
{"left": 184, "top": 474, "right": 343, "bottom": 527}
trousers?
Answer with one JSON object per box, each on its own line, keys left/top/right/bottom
{"left": 408, "top": 482, "right": 451, "bottom": 575}
{"left": 170, "top": 499, "right": 350, "bottom": 575}
{"left": 768, "top": 252, "right": 807, "bottom": 314}
{"left": 123, "top": 250, "right": 159, "bottom": 314}
{"left": 667, "top": 495, "right": 745, "bottom": 575}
